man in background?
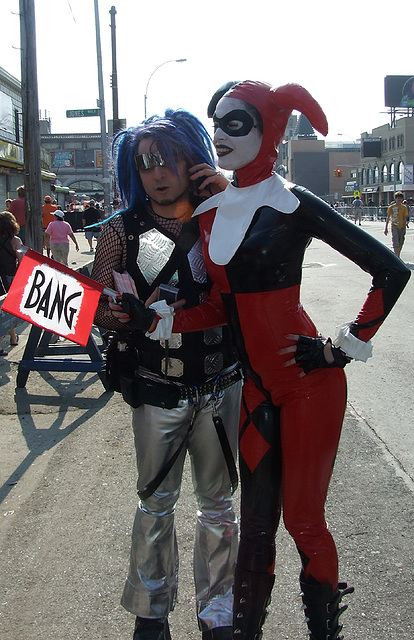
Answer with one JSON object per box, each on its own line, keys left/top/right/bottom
{"left": 384, "top": 191, "right": 409, "bottom": 258}
{"left": 8, "top": 186, "right": 26, "bottom": 244}
{"left": 82, "top": 199, "right": 101, "bottom": 252}
{"left": 351, "top": 195, "right": 364, "bottom": 226}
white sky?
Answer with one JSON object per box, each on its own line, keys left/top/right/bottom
{"left": 2, "top": 0, "right": 413, "bottom": 143}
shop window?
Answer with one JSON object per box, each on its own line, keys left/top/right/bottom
{"left": 397, "top": 134, "right": 404, "bottom": 148}
{"left": 14, "top": 109, "right": 20, "bottom": 143}
{"left": 398, "top": 161, "right": 404, "bottom": 182}
{"left": 361, "top": 168, "right": 366, "bottom": 185}
{"left": 75, "top": 149, "right": 95, "bottom": 168}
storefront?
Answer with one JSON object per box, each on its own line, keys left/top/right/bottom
{"left": 0, "top": 142, "right": 56, "bottom": 209}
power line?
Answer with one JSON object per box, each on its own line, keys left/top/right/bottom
{"left": 66, "top": 0, "right": 77, "bottom": 24}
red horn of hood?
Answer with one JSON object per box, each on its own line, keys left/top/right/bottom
{"left": 272, "top": 83, "right": 328, "bottom": 137}
{"left": 224, "top": 80, "right": 328, "bottom": 187}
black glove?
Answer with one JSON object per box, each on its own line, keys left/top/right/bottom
{"left": 295, "top": 336, "right": 351, "bottom": 375}
{"left": 119, "top": 293, "right": 156, "bottom": 332}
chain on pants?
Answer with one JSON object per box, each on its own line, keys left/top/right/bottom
{"left": 121, "top": 381, "right": 241, "bottom": 630}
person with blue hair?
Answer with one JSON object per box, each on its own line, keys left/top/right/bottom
{"left": 92, "top": 109, "right": 241, "bottom": 640}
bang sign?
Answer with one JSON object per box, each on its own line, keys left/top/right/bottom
{"left": 2, "top": 249, "right": 105, "bottom": 346}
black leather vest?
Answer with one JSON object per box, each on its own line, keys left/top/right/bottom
{"left": 122, "top": 206, "right": 236, "bottom": 385}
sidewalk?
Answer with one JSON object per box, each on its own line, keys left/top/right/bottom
{"left": 0, "top": 230, "right": 413, "bottom": 639}
{"left": 1, "top": 372, "right": 412, "bottom": 639}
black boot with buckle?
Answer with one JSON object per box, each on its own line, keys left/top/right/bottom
{"left": 133, "top": 616, "right": 171, "bottom": 640}
{"left": 299, "top": 575, "right": 354, "bottom": 640}
{"left": 232, "top": 566, "right": 275, "bottom": 639}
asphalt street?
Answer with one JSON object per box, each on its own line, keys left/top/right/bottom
{"left": 0, "top": 224, "right": 413, "bottom": 640}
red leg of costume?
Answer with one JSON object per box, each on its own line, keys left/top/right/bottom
{"left": 233, "top": 371, "right": 346, "bottom": 638}
{"left": 239, "top": 367, "right": 347, "bottom": 586}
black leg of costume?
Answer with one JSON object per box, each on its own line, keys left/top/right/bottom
{"left": 299, "top": 573, "right": 354, "bottom": 640}
{"left": 233, "top": 401, "right": 282, "bottom": 639}
{"left": 202, "top": 626, "right": 232, "bottom": 639}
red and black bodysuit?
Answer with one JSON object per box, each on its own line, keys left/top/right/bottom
{"left": 196, "top": 179, "right": 409, "bottom": 579}
{"left": 174, "top": 81, "right": 410, "bottom": 639}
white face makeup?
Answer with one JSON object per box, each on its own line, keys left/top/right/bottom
{"left": 213, "top": 97, "right": 263, "bottom": 171}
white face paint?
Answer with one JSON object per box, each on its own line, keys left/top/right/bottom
{"left": 213, "top": 97, "right": 263, "bottom": 171}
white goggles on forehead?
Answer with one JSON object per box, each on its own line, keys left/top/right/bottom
{"left": 134, "top": 150, "right": 166, "bottom": 171}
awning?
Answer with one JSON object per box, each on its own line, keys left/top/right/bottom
{"left": 41, "top": 170, "right": 57, "bottom": 181}
{"left": 362, "top": 186, "right": 380, "bottom": 193}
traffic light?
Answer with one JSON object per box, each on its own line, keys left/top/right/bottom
{"left": 334, "top": 168, "right": 343, "bottom": 177}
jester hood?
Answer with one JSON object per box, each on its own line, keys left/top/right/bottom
{"left": 215, "top": 80, "right": 328, "bottom": 187}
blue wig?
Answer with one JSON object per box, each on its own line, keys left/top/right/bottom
{"left": 113, "top": 109, "right": 215, "bottom": 210}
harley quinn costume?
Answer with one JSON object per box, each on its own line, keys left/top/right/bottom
{"left": 173, "top": 81, "right": 410, "bottom": 639}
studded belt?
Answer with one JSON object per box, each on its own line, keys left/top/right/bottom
{"left": 178, "top": 366, "right": 242, "bottom": 400}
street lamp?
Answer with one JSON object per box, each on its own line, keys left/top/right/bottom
{"left": 144, "top": 58, "right": 187, "bottom": 119}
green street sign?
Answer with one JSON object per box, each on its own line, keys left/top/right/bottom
{"left": 66, "top": 109, "right": 100, "bottom": 118}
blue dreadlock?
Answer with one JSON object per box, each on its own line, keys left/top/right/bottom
{"left": 113, "top": 108, "right": 215, "bottom": 211}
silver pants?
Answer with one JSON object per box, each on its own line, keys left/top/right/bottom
{"left": 121, "top": 381, "right": 241, "bottom": 631}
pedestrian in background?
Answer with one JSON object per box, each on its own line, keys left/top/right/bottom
{"left": 351, "top": 195, "right": 363, "bottom": 225}
{"left": 0, "top": 210, "right": 23, "bottom": 354}
{"left": 42, "top": 195, "right": 57, "bottom": 257}
{"left": 402, "top": 198, "right": 412, "bottom": 228}
{"left": 44, "top": 210, "right": 79, "bottom": 266}
{"left": 384, "top": 191, "right": 409, "bottom": 258}
{"left": 82, "top": 199, "right": 101, "bottom": 252}
{"left": 8, "top": 186, "right": 26, "bottom": 244}
{"left": 111, "top": 197, "right": 122, "bottom": 214}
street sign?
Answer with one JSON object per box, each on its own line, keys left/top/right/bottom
{"left": 354, "top": 190, "right": 361, "bottom": 197}
{"left": 66, "top": 109, "right": 100, "bottom": 118}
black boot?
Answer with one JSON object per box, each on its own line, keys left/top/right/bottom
{"left": 133, "top": 616, "right": 171, "bottom": 640}
{"left": 202, "top": 627, "right": 232, "bottom": 639}
{"left": 233, "top": 566, "right": 275, "bottom": 639}
{"left": 300, "top": 577, "right": 354, "bottom": 640}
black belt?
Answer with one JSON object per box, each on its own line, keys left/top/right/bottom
{"left": 178, "top": 367, "right": 243, "bottom": 400}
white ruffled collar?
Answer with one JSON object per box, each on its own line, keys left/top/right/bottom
{"left": 193, "top": 173, "right": 299, "bottom": 265}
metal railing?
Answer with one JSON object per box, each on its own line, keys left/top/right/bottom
{"left": 333, "top": 206, "right": 388, "bottom": 221}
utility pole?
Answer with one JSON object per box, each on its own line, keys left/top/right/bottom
{"left": 109, "top": 6, "right": 122, "bottom": 136}
{"left": 19, "top": 0, "right": 43, "bottom": 251}
{"left": 94, "top": 0, "right": 111, "bottom": 215}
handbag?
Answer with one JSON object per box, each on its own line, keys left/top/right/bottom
{"left": 103, "top": 331, "right": 181, "bottom": 409}
{"left": 103, "top": 331, "right": 140, "bottom": 395}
